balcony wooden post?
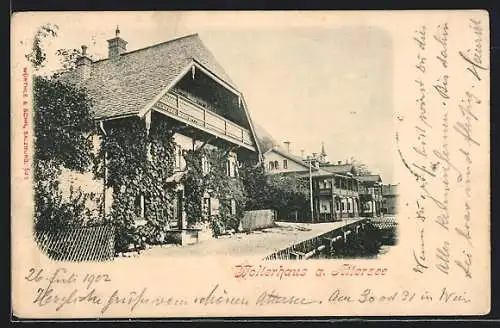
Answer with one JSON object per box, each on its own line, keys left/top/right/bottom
{"left": 175, "top": 94, "right": 180, "bottom": 115}
{"left": 203, "top": 108, "right": 206, "bottom": 127}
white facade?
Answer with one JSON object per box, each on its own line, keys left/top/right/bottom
{"left": 263, "top": 149, "right": 308, "bottom": 174}
{"left": 57, "top": 129, "right": 240, "bottom": 222}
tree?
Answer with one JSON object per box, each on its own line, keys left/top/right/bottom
{"left": 55, "top": 48, "right": 97, "bottom": 71}
{"left": 28, "top": 25, "right": 98, "bottom": 231}
{"left": 25, "top": 23, "right": 58, "bottom": 70}
{"left": 33, "top": 77, "right": 95, "bottom": 170}
{"left": 26, "top": 23, "right": 97, "bottom": 74}
{"left": 239, "top": 162, "right": 269, "bottom": 210}
{"left": 349, "top": 157, "right": 372, "bottom": 176}
{"left": 266, "top": 173, "right": 310, "bottom": 219}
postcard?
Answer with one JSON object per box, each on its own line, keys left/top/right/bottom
{"left": 11, "top": 10, "right": 490, "bottom": 318}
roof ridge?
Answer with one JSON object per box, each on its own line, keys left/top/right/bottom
{"left": 268, "top": 147, "right": 309, "bottom": 168}
{"left": 92, "top": 33, "right": 200, "bottom": 64}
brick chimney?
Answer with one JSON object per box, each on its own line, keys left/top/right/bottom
{"left": 283, "top": 141, "right": 291, "bottom": 153}
{"left": 107, "top": 26, "right": 127, "bottom": 60}
{"left": 76, "top": 45, "right": 92, "bottom": 81}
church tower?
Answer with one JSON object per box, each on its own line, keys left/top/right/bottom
{"left": 319, "top": 142, "right": 328, "bottom": 164}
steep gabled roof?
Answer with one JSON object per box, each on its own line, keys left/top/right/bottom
{"left": 59, "top": 34, "right": 238, "bottom": 120}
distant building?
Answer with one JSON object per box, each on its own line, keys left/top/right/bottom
{"left": 314, "top": 162, "right": 361, "bottom": 220}
{"left": 382, "top": 184, "right": 399, "bottom": 215}
{"left": 357, "top": 175, "right": 383, "bottom": 217}
{"left": 262, "top": 146, "right": 361, "bottom": 222}
{"left": 263, "top": 146, "right": 311, "bottom": 174}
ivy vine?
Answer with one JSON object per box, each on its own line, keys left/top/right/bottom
{"left": 97, "top": 115, "right": 177, "bottom": 252}
{"left": 181, "top": 147, "right": 248, "bottom": 236}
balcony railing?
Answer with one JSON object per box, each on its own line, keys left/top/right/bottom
{"left": 335, "top": 188, "right": 358, "bottom": 197}
{"left": 315, "top": 187, "right": 359, "bottom": 197}
{"left": 154, "top": 92, "right": 254, "bottom": 150}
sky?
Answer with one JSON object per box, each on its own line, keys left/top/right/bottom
{"left": 16, "top": 12, "right": 395, "bottom": 183}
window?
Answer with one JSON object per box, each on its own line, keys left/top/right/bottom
{"left": 283, "top": 159, "right": 288, "bottom": 169}
{"left": 274, "top": 160, "right": 279, "bottom": 170}
{"left": 269, "top": 161, "right": 275, "bottom": 170}
{"left": 347, "top": 201, "right": 351, "bottom": 211}
{"left": 230, "top": 199, "right": 237, "bottom": 215}
{"left": 203, "top": 197, "right": 211, "bottom": 216}
{"left": 211, "top": 198, "right": 220, "bottom": 215}
{"left": 319, "top": 199, "right": 331, "bottom": 213}
{"left": 226, "top": 160, "right": 231, "bottom": 176}
{"left": 135, "top": 194, "right": 145, "bottom": 218}
{"left": 227, "top": 158, "right": 237, "bottom": 177}
{"left": 319, "top": 179, "right": 331, "bottom": 189}
{"left": 202, "top": 156, "right": 210, "bottom": 174}
{"left": 175, "top": 145, "right": 183, "bottom": 169}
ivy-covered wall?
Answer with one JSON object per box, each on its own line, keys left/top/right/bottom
{"left": 96, "top": 114, "right": 178, "bottom": 251}
{"left": 96, "top": 112, "right": 255, "bottom": 251}
{"left": 182, "top": 147, "right": 247, "bottom": 237}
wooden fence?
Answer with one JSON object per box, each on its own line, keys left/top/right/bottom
{"left": 34, "top": 225, "right": 115, "bottom": 262}
{"left": 370, "top": 216, "right": 397, "bottom": 229}
{"left": 264, "top": 219, "right": 369, "bottom": 260}
{"left": 240, "top": 209, "right": 275, "bottom": 232}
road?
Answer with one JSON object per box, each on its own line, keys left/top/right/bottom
{"left": 117, "top": 219, "right": 365, "bottom": 260}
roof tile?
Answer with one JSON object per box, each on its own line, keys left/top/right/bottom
{"left": 59, "top": 34, "right": 237, "bottom": 120}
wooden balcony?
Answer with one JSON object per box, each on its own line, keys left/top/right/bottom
{"left": 153, "top": 91, "right": 255, "bottom": 151}
{"left": 334, "top": 188, "right": 359, "bottom": 197}
{"left": 315, "top": 187, "right": 358, "bottom": 197}
{"left": 316, "top": 188, "right": 333, "bottom": 196}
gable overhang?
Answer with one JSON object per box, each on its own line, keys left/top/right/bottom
{"left": 239, "top": 96, "right": 262, "bottom": 159}
{"left": 135, "top": 59, "right": 261, "bottom": 156}
{"left": 191, "top": 58, "right": 241, "bottom": 97}
{"left": 138, "top": 59, "right": 242, "bottom": 120}
{"left": 137, "top": 62, "right": 195, "bottom": 119}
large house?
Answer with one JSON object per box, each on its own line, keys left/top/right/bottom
{"left": 262, "top": 145, "right": 362, "bottom": 222}
{"left": 59, "top": 29, "right": 261, "bottom": 231}
{"left": 317, "top": 161, "right": 361, "bottom": 221}
{"left": 357, "top": 175, "right": 383, "bottom": 217}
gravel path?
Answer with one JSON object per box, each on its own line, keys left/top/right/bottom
{"left": 119, "top": 219, "right": 365, "bottom": 260}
